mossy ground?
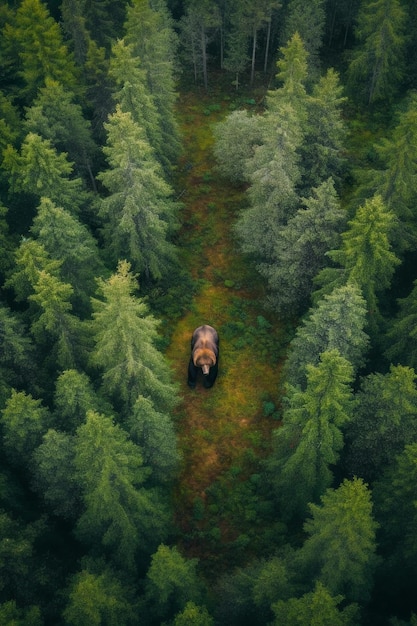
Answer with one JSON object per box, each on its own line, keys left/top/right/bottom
{"left": 166, "top": 85, "right": 289, "bottom": 571}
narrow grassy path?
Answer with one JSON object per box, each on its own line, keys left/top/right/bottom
{"left": 166, "top": 87, "right": 286, "bottom": 570}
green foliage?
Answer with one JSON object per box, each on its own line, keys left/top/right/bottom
{"left": 271, "top": 581, "right": 359, "bottom": 626}
{"left": 213, "top": 110, "right": 263, "bottom": 182}
{"left": 74, "top": 411, "right": 170, "bottom": 569}
{"left": 344, "top": 365, "right": 417, "bottom": 482}
{"left": 1, "top": 389, "right": 51, "bottom": 468}
{"left": 0, "top": 601, "right": 42, "bottom": 626}
{"left": 300, "top": 477, "right": 379, "bottom": 603}
{"left": 173, "top": 602, "right": 214, "bottom": 626}
{"left": 63, "top": 566, "right": 135, "bottom": 626}
{"left": 90, "top": 260, "right": 178, "bottom": 414}
{"left": 281, "top": 0, "right": 326, "bottom": 80}
{"left": 268, "top": 350, "right": 354, "bottom": 518}
{"left": 0, "top": 303, "right": 34, "bottom": 406}
{"left": 347, "top": 0, "right": 407, "bottom": 105}
{"left": 145, "top": 544, "right": 203, "bottom": 621}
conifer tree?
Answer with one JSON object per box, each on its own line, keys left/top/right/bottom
{"left": 284, "top": 283, "right": 369, "bottom": 388}
{"left": 281, "top": 0, "right": 326, "bottom": 80}
{"left": 90, "top": 260, "right": 178, "bottom": 414}
{"left": 268, "top": 350, "right": 354, "bottom": 519}
{"left": 98, "top": 106, "right": 178, "bottom": 281}
{"left": 2, "top": 133, "right": 89, "bottom": 215}
{"left": 31, "top": 197, "right": 104, "bottom": 315}
{"left": 347, "top": 0, "right": 407, "bottom": 105}
{"left": 0, "top": 303, "right": 34, "bottom": 405}
{"left": 299, "top": 477, "right": 378, "bottom": 603}
{"left": 344, "top": 365, "right": 417, "bottom": 482}
{"left": 3, "top": 0, "right": 79, "bottom": 103}
{"left": 386, "top": 278, "right": 417, "bottom": 368}
{"left": 125, "top": 0, "right": 181, "bottom": 165}
{"left": 314, "top": 195, "right": 400, "bottom": 334}
{"left": 74, "top": 410, "right": 170, "bottom": 570}
{"left": 259, "top": 177, "right": 346, "bottom": 316}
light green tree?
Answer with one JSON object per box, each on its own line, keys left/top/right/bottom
{"left": 315, "top": 195, "right": 400, "bottom": 334}
{"left": 268, "top": 350, "right": 354, "bottom": 518}
{"left": 145, "top": 544, "right": 203, "bottom": 621}
{"left": 31, "top": 197, "right": 104, "bottom": 315}
{"left": 74, "top": 411, "right": 170, "bottom": 570}
{"left": 347, "top": 0, "right": 407, "bottom": 105}
{"left": 90, "top": 260, "right": 178, "bottom": 414}
{"left": 1, "top": 389, "right": 51, "bottom": 467}
{"left": 300, "top": 477, "right": 378, "bottom": 603}
{"left": 281, "top": 0, "right": 326, "bottom": 79}
{"left": 0, "top": 601, "right": 42, "bottom": 626}
{"left": 63, "top": 567, "right": 135, "bottom": 626}
{"left": 173, "top": 602, "right": 214, "bottom": 626}
{"left": 98, "top": 106, "right": 178, "bottom": 281}
{"left": 213, "top": 110, "right": 263, "bottom": 182}
{"left": 271, "top": 581, "right": 359, "bottom": 626}
{"left": 2, "top": 133, "right": 88, "bottom": 215}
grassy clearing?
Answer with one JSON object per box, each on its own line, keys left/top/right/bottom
{"left": 166, "top": 86, "right": 288, "bottom": 571}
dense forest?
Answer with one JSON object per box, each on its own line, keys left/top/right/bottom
{"left": 1, "top": 0, "right": 417, "bottom": 624}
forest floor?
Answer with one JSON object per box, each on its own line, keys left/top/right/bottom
{"left": 165, "top": 84, "right": 290, "bottom": 573}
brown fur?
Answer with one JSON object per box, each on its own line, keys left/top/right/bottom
{"left": 193, "top": 347, "right": 216, "bottom": 368}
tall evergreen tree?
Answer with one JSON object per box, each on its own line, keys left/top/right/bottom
{"left": 281, "top": 0, "right": 326, "bottom": 80}
{"left": 180, "top": 1, "right": 221, "bottom": 89}
{"left": 268, "top": 350, "right": 354, "bottom": 519}
{"left": 0, "top": 303, "right": 34, "bottom": 405}
{"left": 124, "top": 0, "right": 181, "bottom": 165}
{"left": 386, "top": 277, "right": 417, "bottom": 368}
{"left": 90, "top": 260, "right": 178, "bottom": 414}
{"left": 314, "top": 195, "right": 400, "bottom": 334}
{"left": 31, "top": 197, "right": 104, "bottom": 315}
{"left": 98, "top": 106, "right": 178, "bottom": 281}
{"left": 344, "top": 365, "right": 417, "bottom": 482}
{"left": 347, "top": 0, "right": 407, "bottom": 105}
{"left": 3, "top": 0, "right": 79, "bottom": 103}
{"left": 299, "top": 477, "right": 378, "bottom": 603}
{"left": 284, "top": 283, "right": 369, "bottom": 388}
{"left": 259, "top": 177, "right": 346, "bottom": 316}
{"left": 74, "top": 410, "right": 170, "bottom": 570}
{"left": 2, "top": 133, "right": 89, "bottom": 216}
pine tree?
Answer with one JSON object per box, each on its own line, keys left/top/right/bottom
{"left": 386, "top": 277, "right": 417, "bottom": 368}
{"left": 98, "top": 106, "right": 178, "bottom": 281}
{"left": 125, "top": 0, "right": 181, "bottom": 165}
{"left": 259, "top": 178, "right": 346, "bottom": 316}
{"left": 74, "top": 410, "right": 170, "bottom": 569}
{"left": 344, "top": 365, "right": 417, "bottom": 482}
{"left": 31, "top": 197, "right": 104, "bottom": 315}
{"left": 3, "top": 0, "right": 79, "bottom": 103}
{"left": 90, "top": 260, "right": 178, "bottom": 414}
{"left": 347, "top": 0, "right": 407, "bottom": 105}
{"left": 268, "top": 350, "right": 354, "bottom": 519}
{"left": 0, "top": 303, "right": 34, "bottom": 405}
{"left": 299, "top": 477, "right": 378, "bottom": 603}
{"left": 284, "top": 283, "right": 369, "bottom": 388}
{"left": 314, "top": 195, "right": 400, "bottom": 334}
{"left": 281, "top": 0, "right": 326, "bottom": 80}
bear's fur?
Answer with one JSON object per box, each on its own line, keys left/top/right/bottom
{"left": 188, "top": 325, "right": 219, "bottom": 389}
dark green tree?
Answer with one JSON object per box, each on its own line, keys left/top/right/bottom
{"left": 259, "top": 177, "right": 346, "bottom": 316}
{"left": 180, "top": 1, "right": 221, "bottom": 89}
{"left": 0, "top": 303, "right": 34, "bottom": 405}
{"left": 299, "top": 477, "right": 378, "bottom": 603}
{"left": 98, "top": 107, "right": 178, "bottom": 281}
{"left": 3, "top": 0, "right": 79, "bottom": 103}
{"left": 0, "top": 602, "right": 41, "bottom": 626}
{"left": 284, "top": 283, "right": 369, "bottom": 388}
{"left": 125, "top": 0, "right": 181, "bottom": 165}
{"left": 31, "top": 197, "right": 104, "bottom": 315}
{"left": 386, "top": 277, "right": 417, "bottom": 368}
{"left": 90, "top": 261, "right": 178, "bottom": 414}
{"left": 74, "top": 410, "right": 171, "bottom": 570}
{"left": 347, "top": 0, "right": 407, "bottom": 105}
{"left": 24, "top": 79, "right": 98, "bottom": 186}
{"left": 268, "top": 350, "right": 354, "bottom": 519}
{"left": 344, "top": 365, "right": 417, "bottom": 482}
{"left": 127, "top": 395, "right": 180, "bottom": 484}
{"left": 32, "top": 429, "right": 79, "bottom": 518}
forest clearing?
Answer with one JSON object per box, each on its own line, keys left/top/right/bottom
{"left": 166, "top": 87, "right": 286, "bottom": 566}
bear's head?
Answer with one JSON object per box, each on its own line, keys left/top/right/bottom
{"left": 193, "top": 348, "right": 216, "bottom": 376}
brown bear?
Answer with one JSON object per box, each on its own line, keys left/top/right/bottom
{"left": 187, "top": 325, "right": 219, "bottom": 389}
